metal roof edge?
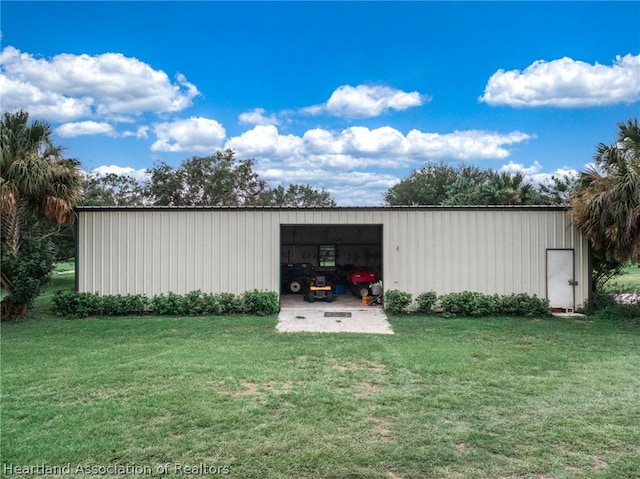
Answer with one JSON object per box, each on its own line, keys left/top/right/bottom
{"left": 75, "top": 205, "right": 571, "bottom": 212}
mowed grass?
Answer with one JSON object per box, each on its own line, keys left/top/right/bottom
{"left": 2, "top": 306, "right": 639, "bottom": 478}
{"left": 610, "top": 263, "right": 640, "bottom": 291}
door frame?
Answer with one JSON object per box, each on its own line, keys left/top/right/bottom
{"left": 546, "top": 248, "right": 576, "bottom": 312}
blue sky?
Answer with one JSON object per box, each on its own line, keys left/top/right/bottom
{"left": 1, "top": 1, "right": 639, "bottom": 205}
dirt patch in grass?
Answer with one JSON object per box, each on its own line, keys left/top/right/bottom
{"left": 330, "top": 360, "right": 386, "bottom": 372}
{"left": 358, "top": 382, "right": 381, "bottom": 398}
{"left": 591, "top": 456, "right": 609, "bottom": 471}
{"left": 371, "top": 416, "right": 393, "bottom": 439}
{"left": 456, "top": 442, "right": 468, "bottom": 453}
{"left": 213, "top": 380, "right": 292, "bottom": 398}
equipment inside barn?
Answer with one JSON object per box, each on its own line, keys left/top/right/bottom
{"left": 304, "top": 275, "right": 334, "bottom": 303}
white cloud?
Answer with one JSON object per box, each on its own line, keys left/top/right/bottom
{"left": 225, "top": 124, "right": 303, "bottom": 158}
{"left": 304, "top": 84, "right": 427, "bottom": 118}
{"left": 151, "top": 117, "right": 226, "bottom": 153}
{"left": 122, "top": 126, "right": 150, "bottom": 139}
{"left": 257, "top": 167, "right": 400, "bottom": 206}
{"left": 90, "top": 165, "right": 149, "bottom": 182}
{"left": 223, "top": 125, "right": 534, "bottom": 205}
{"left": 0, "top": 74, "right": 93, "bottom": 121}
{"left": 0, "top": 46, "right": 200, "bottom": 121}
{"left": 481, "top": 54, "right": 640, "bottom": 107}
{"left": 227, "top": 125, "right": 533, "bottom": 167}
{"left": 55, "top": 121, "right": 116, "bottom": 137}
{"left": 405, "top": 129, "right": 534, "bottom": 160}
{"left": 238, "top": 108, "right": 279, "bottom": 126}
{"left": 500, "top": 160, "right": 579, "bottom": 184}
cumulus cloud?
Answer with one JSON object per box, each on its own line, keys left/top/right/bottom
{"left": 55, "top": 121, "right": 116, "bottom": 137}
{"left": 122, "top": 126, "right": 150, "bottom": 139}
{"left": 480, "top": 54, "right": 640, "bottom": 107}
{"left": 90, "top": 165, "right": 149, "bottom": 182}
{"left": 0, "top": 73, "right": 93, "bottom": 121}
{"left": 225, "top": 125, "right": 534, "bottom": 168}
{"left": 500, "top": 160, "right": 578, "bottom": 184}
{"left": 225, "top": 125, "right": 304, "bottom": 159}
{"left": 405, "top": 129, "right": 534, "bottom": 160}
{"left": 219, "top": 124, "right": 534, "bottom": 205}
{"left": 151, "top": 117, "right": 226, "bottom": 153}
{"left": 257, "top": 167, "right": 400, "bottom": 206}
{"left": 303, "top": 84, "right": 427, "bottom": 118}
{"left": 238, "top": 108, "right": 279, "bottom": 126}
{"left": 0, "top": 46, "right": 200, "bottom": 121}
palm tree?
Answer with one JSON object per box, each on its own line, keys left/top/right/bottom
{"left": 480, "top": 171, "right": 536, "bottom": 205}
{"left": 1, "top": 111, "right": 83, "bottom": 316}
{"left": 570, "top": 118, "right": 640, "bottom": 264}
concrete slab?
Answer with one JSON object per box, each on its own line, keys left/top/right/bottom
{"left": 552, "top": 312, "right": 587, "bottom": 318}
{"left": 277, "top": 294, "right": 393, "bottom": 334}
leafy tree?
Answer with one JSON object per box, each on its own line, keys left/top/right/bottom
{"left": 569, "top": 119, "right": 640, "bottom": 264}
{"left": 385, "top": 162, "right": 486, "bottom": 205}
{"left": 145, "top": 149, "right": 268, "bottom": 206}
{"left": 536, "top": 174, "right": 577, "bottom": 206}
{"left": 478, "top": 171, "right": 539, "bottom": 205}
{"left": 1, "top": 111, "right": 82, "bottom": 317}
{"left": 388, "top": 162, "right": 550, "bottom": 206}
{"left": 260, "top": 184, "right": 337, "bottom": 207}
{"left": 82, "top": 172, "right": 146, "bottom": 206}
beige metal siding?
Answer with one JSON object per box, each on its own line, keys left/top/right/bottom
{"left": 77, "top": 207, "right": 590, "bottom": 308}
{"left": 382, "top": 209, "right": 589, "bottom": 308}
{"left": 77, "top": 209, "right": 280, "bottom": 296}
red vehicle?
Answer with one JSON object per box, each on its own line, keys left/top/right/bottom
{"left": 346, "top": 269, "right": 376, "bottom": 298}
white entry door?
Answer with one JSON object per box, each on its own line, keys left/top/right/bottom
{"left": 546, "top": 249, "right": 575, "bottom": 311}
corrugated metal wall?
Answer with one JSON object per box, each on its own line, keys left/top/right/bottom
{"left": 77, "top": 207, "right": 590, "bottom": 308}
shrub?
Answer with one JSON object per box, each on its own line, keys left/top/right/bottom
{"left": 242, "top": 290, "right": 280, "bottom": 316}
{"left": 100, "top": 294, "right": 149, "bottom": 316}
{"left": 439, "top": 291, "right": 499, "bottom": 317}
{"left": 580, "top": 291, "right": 640, "bottom": 320}
{"left": 53, "top": 290, "right": 101, "bottom": 318}
{"left": 498, "top": 293, "right": 551, "bottom": 317}
{"left": 150, "top": 292, "right": 188, "bottom": 315}
{"left": 416, "top": 291, "right": 437, "bottom": 314}
{"left": 436, "top": 291, "right": 551, "bottom": 318}
{"left": 384, "top": 290, "right": 412, "bottom": 314}
{"left": 184, "top": 290, "right": 207, "bottom": 315}
{"left": 213, "top": 292, "right": 241, "bottom": 315}
{"left": 2, "top": 237, "right": 56, "bottom": 306}
{"left": 54, "top": 290, "right": 281, "bottom": 318}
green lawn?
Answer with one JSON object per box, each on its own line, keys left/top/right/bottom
{"left": 2, "top": 307, "right": 639, "bottom": 478}
{"left": 611, "top": 263, "right": 640, "bottom": 291}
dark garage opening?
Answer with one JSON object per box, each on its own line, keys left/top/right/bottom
{"left": 280, "top": 224, "right": 383, "bottom": 300}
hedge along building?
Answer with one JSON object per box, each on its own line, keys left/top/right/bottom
{"left": 75, "top": 206, "right": 591, "bottom": 312}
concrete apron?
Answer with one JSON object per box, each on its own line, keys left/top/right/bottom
{"left": 277, "top": 294, "right": 394, "bottom": 334}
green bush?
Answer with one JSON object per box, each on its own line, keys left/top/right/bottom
{"left": 242, "top": 290, "right": 280, "bottom": 316}
{"left": 416, "top": 291, "right": 437, "bottom": 314}
{"left": 435, "top": 291, "right": 551, "bottom": 317}
{"left": 100, "top": 294, "right": 149, "bottom": 316}
{"left": 439, "top": 291, "right": 499, "bottom": 317}
{"left": 53, "top": 290, "right": 280, "bottom": 317}
{"left": 580, "top": 291, "right": 640, "bottom": 320}
{"left": 53, "top": 290, "right": 101, "bottom": 318}
{"left": 2, "top": 237, "right": 56, "bottom": 305}
{"left": 498, "top": 293, "right": 551, "bottom": 317}
{"left": 150, "top": 292, "right": 189, "bottom": 316}
{"left": 384, "top": 290, "right": 412, "bottom": 314}
{"left": 184, "top": 290, "right": 207, "bottom": 315}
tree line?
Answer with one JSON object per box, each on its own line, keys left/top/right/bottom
{"left": 1, "top": 110, "right": 639, "bottom": 316}
{"left": 384, "top": 162, "right": 573, "bottom": 207}
{"left": 83, "top": 149, "right": 335, "bottom": 208}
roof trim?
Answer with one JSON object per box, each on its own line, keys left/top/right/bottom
{"left": 76, "top": 205, "right": 571, "bottom": 212}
